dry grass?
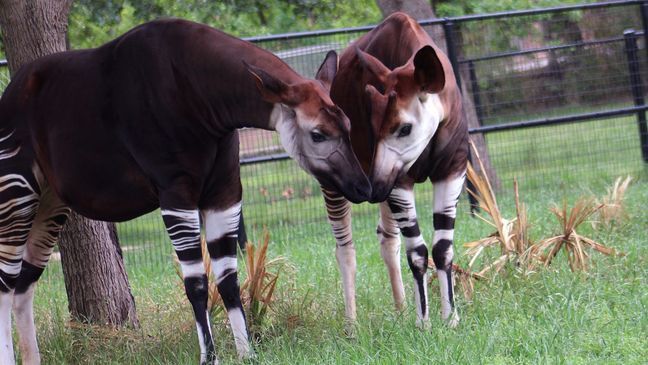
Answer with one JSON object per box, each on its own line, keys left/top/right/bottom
{"left": 594, "top": 175, "right": 633, "bottom": 229}
{"left": 530, "top": 198, "right": 623, "bottom": 272}
{"left": 428, "top": 261, "right": 485, "bottom": 301}
{"left": 463, "top": 141, "right": 535, "bottom": 277}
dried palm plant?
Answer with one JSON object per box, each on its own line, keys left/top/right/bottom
{"left": 593, "top": 176, "right": 633, "bottom": 229}
{"left": 173, "top": 230, "right": 284, "bottom": 323}
{"left": 463, "top": 141, "right": 535, "bottom": 277}
{"left": 241, "top": 230, "right": 283, "bottom": 331}
{"left": 530, "top": 197, "right": 622, "bottom": 272}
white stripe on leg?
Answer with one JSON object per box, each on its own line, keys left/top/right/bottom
{"left": 0, "top": 291, "right": 15, "bottom": 365}
{"left": 227, "top": 308, "right": 250, "bottom": 359}
{"left": 13, "top": 284, "right": 39, "bottom": 365}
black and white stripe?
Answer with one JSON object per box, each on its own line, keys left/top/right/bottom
{"left": 431, "top": 172, "right": 465, "bottom": 327}
{"left": 202, "top": 202, "right": 249, "bottom": 359}
{"left": 161, "top": 208, "right": 216, "bottom": 364}
{"left": 385, "top": 187, "right": 429, "bottom": 326}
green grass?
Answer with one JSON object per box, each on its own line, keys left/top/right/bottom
{"left": 26, "top": 172, "right": 648, "bottom": 364}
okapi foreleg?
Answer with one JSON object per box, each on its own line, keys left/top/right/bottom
{"left": 377, "top": 202, "right": 405, "bottom": 311}
{"left": 13, "top": 186, "right": 69, "bottom": 365}
{"left": 202, "top": 201, "right": 250, "bottom": 359}
{"left": 432, "top": 172, "right": 465, "bottom": 327}
{"left": 387, "top": 187, "right": 429, "bottom": 327}
{"left": 322, "top": 188, "right": 357, "bottom": 323}
{"left": 161, "top": 208, "right": 216, "bottom": 365}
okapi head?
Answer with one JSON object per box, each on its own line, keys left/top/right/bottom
{"left": 245, "top": 51, "right": 371, "bottom": 203}
{"left": 357, "top": 45, "right": 446, "bottom": 202}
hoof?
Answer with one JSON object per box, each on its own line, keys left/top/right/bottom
{"left": 445, "top": 311, "right": 460, "bottom": 328}
{"left": 415, "top": 317, "right": 430, "bottom": 330}
{"left": 344, "top": 320, "right": 357, "bottom": 339}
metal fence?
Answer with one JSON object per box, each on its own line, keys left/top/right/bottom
{"left": 1, "top": 1, "right": 646, "bottom": 272}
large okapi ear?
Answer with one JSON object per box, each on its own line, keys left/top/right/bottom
{"left": 356, "top": 48, "right": 390, "bottom": 84}
{"left": 315, "top": 50, "right": 338, "bottom": 89}
{"left": 243, "top": 60, "right": 299, "bottom": 105}
{"left": 413, "top": 45, "right": 445, "bottom": 93}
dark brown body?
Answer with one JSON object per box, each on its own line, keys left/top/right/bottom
{"left": 3, "top": 19, "right": 305, "bottom": 221}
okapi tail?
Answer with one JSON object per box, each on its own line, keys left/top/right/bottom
{"left": 466, "top": 149, "right": 480, "bottom": 215}
{"left": 237, "top": 209, "right": 247, "bottom": 252}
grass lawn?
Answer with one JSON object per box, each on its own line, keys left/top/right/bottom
{"left": 28, "top": 176, "right": 647, "bottom": 364}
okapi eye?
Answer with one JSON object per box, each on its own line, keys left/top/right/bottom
{"left": 310, "top": 131, "right": 326, "bottom": 143}
{"left": 398, "top": 124, "right": 412, "bottom": 138}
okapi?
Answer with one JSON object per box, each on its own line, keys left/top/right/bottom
{"left": 323, "top": 12, "right": 468, "bottom": 327}
{"left": 0, "top": 19, "right": 371, "bottom": 365}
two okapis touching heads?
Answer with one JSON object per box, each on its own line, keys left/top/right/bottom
{"left": 270, "top": 11, "right": 467, "bottom": 336}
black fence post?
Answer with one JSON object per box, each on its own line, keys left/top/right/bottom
{"left": 442, "top": 19, "right": 462, "bottom": 88}
{"left": 624, "top": 29, "right": 648, "bottom": 163}
{"left": 468, "top": 60, "right": 484, "bottom": 126}
{"left": 641, "top": 2, "right": 648, "bottom": 63}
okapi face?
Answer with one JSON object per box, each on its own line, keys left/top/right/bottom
{"left": 357, "top": 46, "right": 446, "bottom": 202}
{"left": 246, "top": 52, "right": 371, "bottom": 203}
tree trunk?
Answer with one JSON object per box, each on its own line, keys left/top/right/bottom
{"left": 59, "top": 212, "right": 139, "bottom": 326}
{"left": 0, "top": 0, "right": 139, "bottom": 327}
{"left": 375, "top": 0, "right": 500, "bottom": 188}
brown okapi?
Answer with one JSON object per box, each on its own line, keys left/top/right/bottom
{"left": 322, "top": 12, "right": 468, "bottom": 328}
{"left": 0, "top": 19, "right": 370, "bottom": 365}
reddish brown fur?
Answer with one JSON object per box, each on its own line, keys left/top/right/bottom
{"left": 331, "top": 12, "right": 468, "bottom": 188}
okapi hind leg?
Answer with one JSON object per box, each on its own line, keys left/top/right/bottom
{"left": 13, "top": 187, "right": 69, "bottom": 365}
{"left": 322, "top": 188, "right": 357, "bottom": 324}
{"left": 386, "top": 187, "right": 429, "bottom": 328}
{"left": 377, "top": 202, "right": 405, "bottom": 312}
{"left": 0, "top": 172, "right": 41, "bottom": 365}
{"left": 161, "top": 208, "right": 217, "bottom": 365}
{"left": 201, "top": 201, "right": 250, "bottom": 359}
{"left": 432, "top": 172, "right": 465, "bottom": 327}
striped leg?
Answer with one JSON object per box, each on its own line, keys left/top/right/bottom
{"left": 386, "top": 186, "right": 429, "bottom": 327}
{"left": 161, "top": 208, "right": 216, "bottom": 365}
{"left": 322, "top": 189, "right": 356, "bottom": 323}
{"left": 13, "top": 187, "right": 69, "bottom": 365}
{"left": 0, "top": 173, "right": 40, "bottom": 365}
{"left": 432, "top": 172, "right": 465, "bottom": 327}
{"left": 377, "top": 202, "right": 405, "bottom": 311}
{"left": 201, "top": 201, "right": 250, "bottom": 359}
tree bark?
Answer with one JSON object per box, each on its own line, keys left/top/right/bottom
{"left": 0, "top": 0, "right": 139, "bottom": 327}
{"left": 375, "top": 0, "right": 500, "bottom": 188}
{"left": 59, "top": 212, "right": 139, "bottom": 326}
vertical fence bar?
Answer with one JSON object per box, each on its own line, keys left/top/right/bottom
{"left": 624, "top": 29, "right": 648, "bottom": 162}
{"left": 468, "top": 60, "right": 484, "bottom": 126}
{"left": 442, "top": 19, "right": 462, "bottom": 88}
{"left": 641, "top": 2, "right": 648, "bottom": 63}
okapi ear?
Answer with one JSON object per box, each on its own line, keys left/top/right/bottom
{"left": 355, "top": 48, "right": 390, "bottom": 83}
{"left": 315, "top": 50, "right": 338, "bottom": 89}
{"left": 413, "top": 45, "right": 445, "bottom": 93}
{"left": 243, "top": 60, "right": 295, "bottom": 104}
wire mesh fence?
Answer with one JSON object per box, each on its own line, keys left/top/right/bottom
{"left": 1, "top": 1, "right": 646, "bottom": 275}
